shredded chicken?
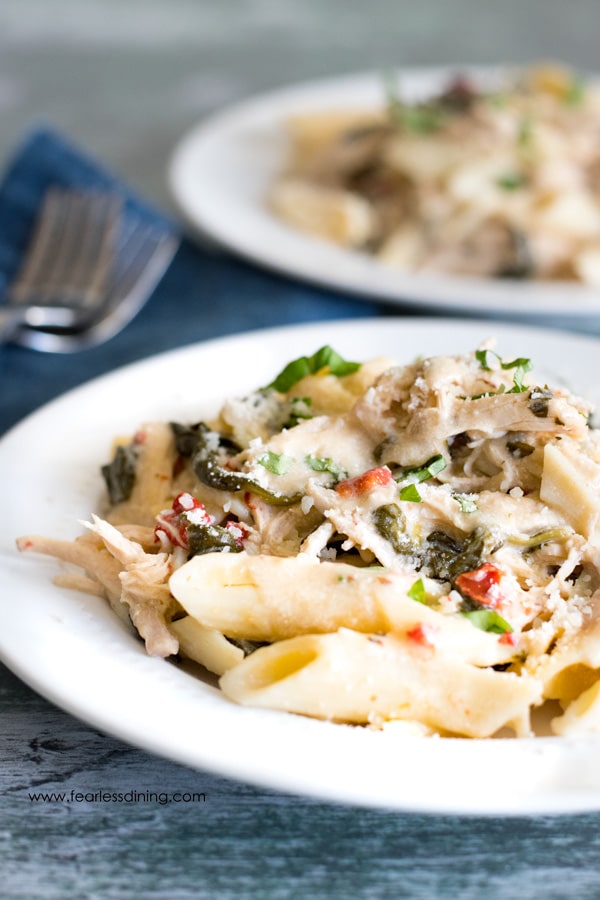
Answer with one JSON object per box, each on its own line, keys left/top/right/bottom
{"left": 82, "top": 515, "right": 179, "bottom": 657}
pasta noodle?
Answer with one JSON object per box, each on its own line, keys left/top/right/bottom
{"left": 16, "top": 341, "right": 600, "bottom": 738}
{"left": 219, "top": 629, "right": 540, "bottom": 738}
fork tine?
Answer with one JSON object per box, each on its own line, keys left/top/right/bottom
{"left": 107, "top": 220, "right": 168, "bottom": 298}
{"left": 8, "top": 188, "right": 68, "bottom": 304}
{"left": 13, "top": 223, "right": 178, "bottom": 353}
{"left": 58, "top": 192, "right": 122, "bottom": 306}
{"left": 8, "top": 188, "right": 121, "bottom": 308}
{"left": 4, "top": 185, "right": 178, "bottom": 352}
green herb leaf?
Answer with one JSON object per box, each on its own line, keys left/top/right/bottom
{"left": 564, "top": 77, "right": 585, "bottom": 106}
{"left": 454, "top": 492, "right": 478, "bottom": 513}
{"left": 468, "top": 384, "right": 507, "bottom": 400}
{"left": 287, "top": 397, "right": 313, "bottom": 426}
{"left": 487, "top": 92, "right": 507, "bottom": 109}
{"left": 400, "top": 483, "right": 422, "bottom": 502}
{"left": 502, "top": 355, "right": 531, "bottom": 372}
{"left": 400, "top": 454, "right": 447, "bottom": 484}
{"left": 383, "top": 71, "right": 445, "bottom": 134}
{"left": 494, "top": 357, "right": 532, "bottom": 393}
{"left": 305, "top": 454, "right": 348, "bottom": 481}
{"left": 517, "top": 116, "right": 534, "bottom": 149}
{"left": 476, "top": 349, "right": 531, "bottom": 373}
{"left": 475, "top": 348, "right": 494, "bottom": 370}
{"left": 474, "top": 350, "right": 532, "bottom": 395}
{"left": 258, "top": 451, "right": 293, "bottom": 475}
{"left": 397, "top": 104, "right": 445, "bottom": 133}
{"left": 265, "top": 346, "right": 361, "bottom": 393}
{"left": 462, "top": 608, "right": 513, "bottom": 634}
{"left": 407, "top": 578, "right": 427, "bottom": 604}
{"left": 496, "top": 171, "right": 527, "bottom": 191}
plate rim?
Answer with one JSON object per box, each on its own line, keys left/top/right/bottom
{"left": 4, "top": 316, "right": 600, "bottom": 816}
{"left": 168, "top": 64, "right": 600, "bottom": 319}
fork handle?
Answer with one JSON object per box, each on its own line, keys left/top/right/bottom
{"left": 0, "top": 304, "right": 76, "bottom": 344}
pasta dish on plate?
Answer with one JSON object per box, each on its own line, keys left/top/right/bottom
{"left": 269, "top": 63, "right": 600, "bottom": 286}
{"left": 16, "top": 342, "right": 600, "bottom": 739}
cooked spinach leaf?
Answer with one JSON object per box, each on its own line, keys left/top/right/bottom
{"left": 101, "top": 445, "right": 137, "bottom": 505}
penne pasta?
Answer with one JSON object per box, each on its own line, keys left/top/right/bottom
{"left": 17, "top": 340, "right": 600, "bottom": 738}
{"left": 220, "top": 629, "right": 540, "bottom": 738}
{"left": 169, "top": 551, "right": 516, "bottom": 666}
{"left": 168, "top": 615, "right": 244, "bottom": 676}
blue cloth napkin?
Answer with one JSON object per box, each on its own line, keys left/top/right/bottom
{"left": 0, "top": 126, "right": 388, "bottom": 435}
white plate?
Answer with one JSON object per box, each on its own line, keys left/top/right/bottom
{"left": 169, "top": 67, "right": 600, "bottom": 319}
{"left": 3, "top": 318, "right": 600, "bottom": 816}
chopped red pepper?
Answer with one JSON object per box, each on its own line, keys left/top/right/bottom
{"left": 171, "top": 492, "right": 206, "bottom": 515}
{"left": 154, "top": 492, "right": 211, "bottom": 549}
{"left": 335, "top": 466, "right": 393, "bottom": 498}
{"left": 224, "top": 520, "right": 251, "bottom": 549}
{"left": 406, "top": 623, "right": 436, "bottom": 647}
{"left": 154, "top": 493, "right": 250, "bottom": 553}
{"left": 455, "top": 562, "right": 504, "bottom": 608}
{"left": 498, "top": 632, "right": 517, "bottom": 646}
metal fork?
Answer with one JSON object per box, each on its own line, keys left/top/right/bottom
{"left": 0, "top": 187, "right": 121, "bottom": 343}
{"left": 32, "top": 216, "right": 179, "bottom": 353}
{"left": 0, "top": 186, "right": 179, "bottom": 352}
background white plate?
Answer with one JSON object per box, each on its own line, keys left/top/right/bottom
{"left": 169, "top": 67, "right": 600, "bottom": 319}
{"left": 3, "top": 318, "right": 600, "bottom": 816}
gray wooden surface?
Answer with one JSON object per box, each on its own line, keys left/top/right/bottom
{"left": 3, "top": 2, "right": 600, "bottom": 897}
{"left": 5, "top": 662, "right": 600, "bottom": 900}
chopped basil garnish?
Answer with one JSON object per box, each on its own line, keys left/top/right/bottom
{"left": 462, "top": 608, "right": 513, "bottom": 634}
{"left": 509, "top": 360, "right": 532, "bottom": 393}
{"left": 476, "top": 349, "right": 531, "bottom": 375}
{"left": 496, "top": 171, "right": 528, "bottom": 190}
{"left": 400, "top": 454, "right": 447, "bottom": 484}
{"left": 474, "top": 350, "right": 532, "bottom": 395}
{"left": 407, "top": 578, "right": 426, "bottom": 604}
{"left": 306, "top": 454, "right": 348, "bottom": 481}
{"left": 475, "top": 349, "right": 495, "bottom": 370}
{"left": 287, "top": 397, "right": 313, "bottom": 427}
{"left": 384, "top": 71, "right": 445, "bottom": 133}
{"left": 517, "top": 117, "right": 534, "bottom": 149}
{"left": 258, "top": 451, "right": 293, "bottom": 475}
{"left": 454, "top": 492, "right": 478, "bottom": 513}
{"left": 265, "top": 346, "right": 361, "bottom": 393}
{"left": 400, "top": 483, "right": 422, "bottom": 502}
{"left": 392, "top": 103, "right": 445, "bottom": 134}
{"left": 564, "top": 77, "right": 585, "bottom": 106}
